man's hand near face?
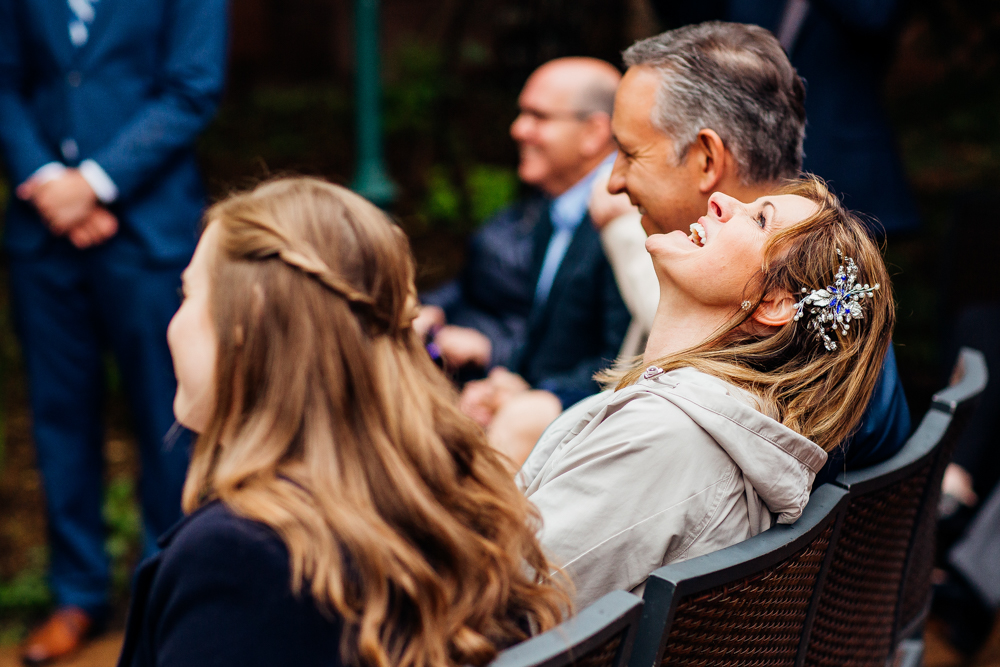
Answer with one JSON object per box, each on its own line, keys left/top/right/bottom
{"left": 20, "top": 169, "right": 98, "bottom": 235}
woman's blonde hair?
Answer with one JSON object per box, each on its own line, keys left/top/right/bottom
{"left": 610, "top": 175, "right": 894, "bottom": 452}
{"left": 182, "top": 177, "right": 568, "bottom": 667}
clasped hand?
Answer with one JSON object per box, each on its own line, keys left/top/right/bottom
{"left": 459, "top": 367, "right": 531, "bottom": 428}
{"left": 18, "top": 169, "right": 118, "bottom": 249}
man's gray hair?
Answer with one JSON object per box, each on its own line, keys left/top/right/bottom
{"left": 623, "top": 22, "right": 806, "bottom": 183}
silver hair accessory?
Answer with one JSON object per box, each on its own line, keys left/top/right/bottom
{"left": 741, "top": 300, "right": 752, "bottom": 311}
{"left": 793, "top": 253, "right": 879, "bottom": 351}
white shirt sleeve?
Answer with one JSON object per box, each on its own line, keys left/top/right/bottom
{"left": 78, "top": 159, "right": 119, "bottom": 203}
{"left": 25, "top": 162, "right": 67, "bottom": 186}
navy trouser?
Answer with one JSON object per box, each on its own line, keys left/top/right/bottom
{"left": 7, "top": 235, "right": 190, "bottom": 617}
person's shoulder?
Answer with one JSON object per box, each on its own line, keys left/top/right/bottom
{"left": 521, "top": 390, "right": 617, "bottom": 486}
{"left": 600, "top": 382, "right": 708, "bottom": 437}
{"left": 173, "top": 501, "right": 279, "bottom": 544}
{"left": 525, "top": 381, "right": 738, "bottom": 497}
{"left": 589, "top": 372, "right": 758, "bottom": 455}
{"left": 161, "top": 501, "right": 289, "bottom": 577}
{"left": 567, "top": 383, "right": 710, "bottom": 454}
{"left": 651, "top": 367, "right": 763, "bottom": 410}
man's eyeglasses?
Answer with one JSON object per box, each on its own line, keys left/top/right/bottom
{"left": 515, "top": 108, "right": 591, "bottom": 123}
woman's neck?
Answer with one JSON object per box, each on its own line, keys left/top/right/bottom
{"left": 643, "top": 285, "right": 733, "bottom": 364}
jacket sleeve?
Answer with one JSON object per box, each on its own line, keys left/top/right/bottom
{"left": 525, "top": 391, "right": 739, "bottom": 607}
{"left": 0, "top": 0, "right": 62, "bottom": 184}
{"left": 87, "top": 0, "right": 228, "bottom": 201}
{"left": 148, "top": 511, "right": 344, "bottom": 667}
{"left": 535, "top": 254, "right": 631, "bottom": 406}
{"left": 843, "top": 344, "right": 911, "bottom": 469}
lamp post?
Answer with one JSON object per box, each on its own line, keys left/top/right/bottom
{"left": 351, "top": 0, "right": 397, "bottom": 207}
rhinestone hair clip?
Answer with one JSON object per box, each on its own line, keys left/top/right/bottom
{"left": 793, "top": 253, "right": 879, "bottom": 351}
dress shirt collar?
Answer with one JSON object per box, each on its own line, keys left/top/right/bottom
{"left": 548, "top": 152, "right": 617, "bottom": 231}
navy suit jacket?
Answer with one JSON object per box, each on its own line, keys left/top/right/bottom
{"left": 424, "top": 197, "right": 631, "bottom": 400}
{"left": 814, "top": 344, "right": 911, "bottom": 486}
{"left": 118, "top": 502, "right": 346, "bottom": 667}
{"left": 514, "top": 200, "right": 631, "bottom": 407}
{"left": 422, "top": 200, "right": 539, "bottom": 369}
{"left": 0, "top": 0, "right": 228, "bottom": 262}
{"left": 654, "top": 0, "right": 919, "bottom": 235}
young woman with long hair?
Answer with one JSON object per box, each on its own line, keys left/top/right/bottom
{"left": 520, "top": 175, "right": 894, "bottom": 607}
{"left": 118, "top": 177, "right": 569, "bottom": 667}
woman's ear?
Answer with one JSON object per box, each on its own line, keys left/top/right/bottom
{"left": 751, "top": 289, "right": 797, "bottom": 328}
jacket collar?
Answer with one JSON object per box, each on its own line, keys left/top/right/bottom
{"left": 156, "top": 500, "right": 220, "bottom": 549}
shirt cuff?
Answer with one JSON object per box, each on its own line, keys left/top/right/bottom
{"left": 79, "top": 159, "right": 119, "bottom": 204}
{"left": 26, "top": 162, "right": 67, "bottom": 187}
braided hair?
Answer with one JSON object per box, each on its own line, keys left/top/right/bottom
{"left": 182, "top": 177, "right": 569, "bottom": 667}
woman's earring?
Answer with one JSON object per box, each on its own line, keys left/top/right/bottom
{"left": 741, "top": 301, "right": 752, "bottom": 311}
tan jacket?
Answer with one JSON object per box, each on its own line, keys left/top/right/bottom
{"left": 519, "top": 367, "right": 827, "bottom": 607}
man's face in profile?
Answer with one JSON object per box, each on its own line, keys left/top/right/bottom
{"left": 509, "top": 67, "right": 594, "bottom": 197}
{"left": 607, "top": 66, "right": 704, "bottom": 237}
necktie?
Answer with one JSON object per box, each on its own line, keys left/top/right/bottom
{"left": 68, "top": 0, "right": 98, "bottom": 47}
{"left": 533, "top": 207, "right": 578, "bottom": 307}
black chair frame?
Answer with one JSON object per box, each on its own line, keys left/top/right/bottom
{"left": 895, "top": 347, "right": 987, "bottom": 640}
{"left": 811, "top": 346, "right": 986, "bottom": 665}
{"left": 489, "top": 590, "right": 644, "bottom": 667}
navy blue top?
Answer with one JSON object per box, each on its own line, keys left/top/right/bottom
{"left": 118, "top": 502, "right": 345, "bottom": 667}
{"left": 814, "top": 345, "right": 911, "bottom": 487}
{"left": 424, "top": 198, "right": 630, "bottom": 406}
{"left": 423, "top": 200, "right": 541, "bottom": 370}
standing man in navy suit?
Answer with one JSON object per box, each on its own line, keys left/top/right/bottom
{"left": 0, "top": 0, "right": 227, "bottom": 661}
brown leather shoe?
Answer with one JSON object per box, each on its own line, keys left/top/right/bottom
{"left": 20, "top": 606, "right": 93, "bottom": 665}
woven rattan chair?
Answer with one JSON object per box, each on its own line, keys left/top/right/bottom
{"left": 627, "top": 484, "right": 849, "bottom": 667}
{"left": 897, "top": 347, "right": 988, "bottom": 640}
{"left": 488, "top": 590, "right": 643, "bottom": 667}
{"left": 804, "top": 347, "right": 987, "bottom": 667}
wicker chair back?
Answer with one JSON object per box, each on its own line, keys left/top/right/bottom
{"left": 627, "top": 484, "right": 849, "bottom": 667}
{"left": 804, "top": 347, "right": 987, "bottom": 667}
{"left": 897, "top": 347, "right": 987, "bottom": 638}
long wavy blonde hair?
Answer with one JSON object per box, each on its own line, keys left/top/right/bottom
{"left": 182, "top": 177, "right": 569, "bottom": 667}
{"left": 610, "top": 176, "right": 894, "bottom": 452}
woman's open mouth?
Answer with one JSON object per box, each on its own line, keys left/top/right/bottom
{"left": 689, "top": 222, "right": 707, "bottom": 247}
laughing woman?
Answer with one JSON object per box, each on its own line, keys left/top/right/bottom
{"left": 519, "top": 175, "right": 894, "bottom": 607}
{"left": 117, "top": 178, "right": 568, "bottom": 667}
